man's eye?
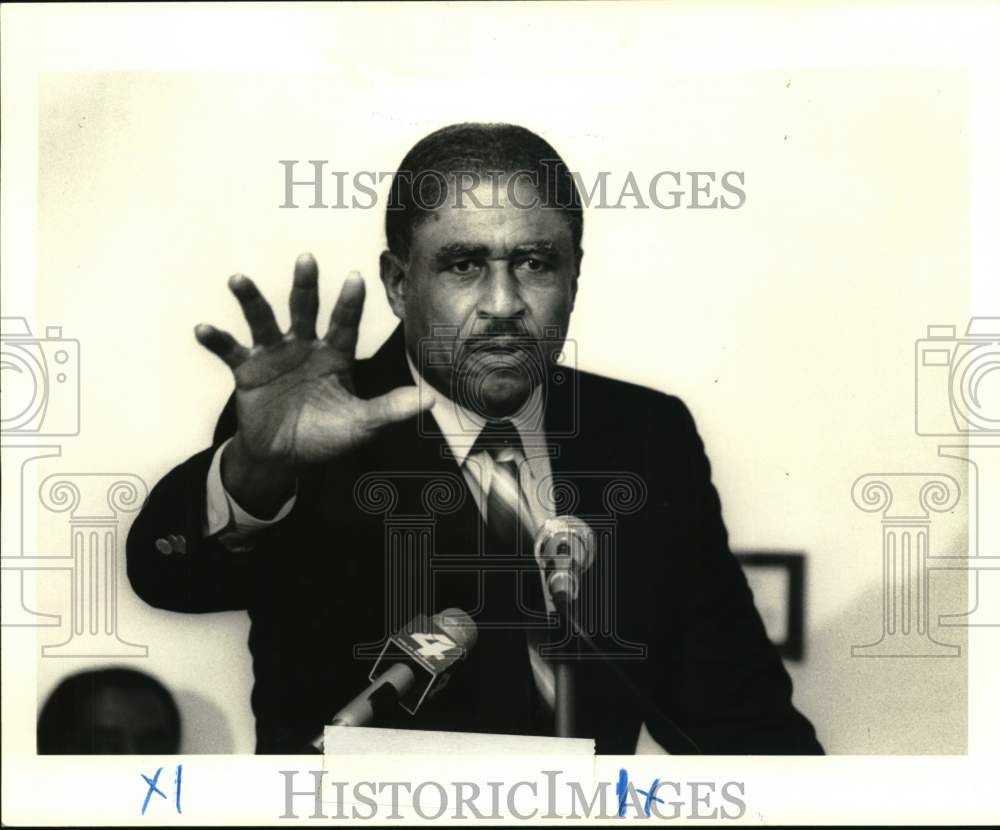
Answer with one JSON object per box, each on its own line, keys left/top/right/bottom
{"left": 449, "top": 260, "right": 479, "bottom": 275}
{"left": 518, "top": 258, "right": 549, "bottom": 273}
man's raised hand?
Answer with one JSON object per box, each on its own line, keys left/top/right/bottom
{"left": 194, "top": 254, "right": 432, "bottom": 515}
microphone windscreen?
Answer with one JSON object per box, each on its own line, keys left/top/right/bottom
{"left": 536, "top": 516, "right": 596, "bottom": 572}
{"left": 432, "top": 607, "right": 478, "bottom": 652}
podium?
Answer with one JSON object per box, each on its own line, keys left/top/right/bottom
{"left": 314, "top": 727, "right": 595, "bottom": 820}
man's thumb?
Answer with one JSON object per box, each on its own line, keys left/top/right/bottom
{"left": 365, "top": 386, "right": 435, "bottom": 430}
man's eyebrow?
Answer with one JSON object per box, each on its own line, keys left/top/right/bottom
{"left": 509, "top": 240, "right": 559, "bottom": 257}
{"left": 433, "top": 243, "right": 491, "bottom": 261}
{"left": 431, "top": 240, "right": 562, "bottom": 264}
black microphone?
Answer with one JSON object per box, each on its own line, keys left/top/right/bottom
{"left": 315, "top": 608, "right": 478, "bottom": 747}
{"left": 533, "top": 516, "right": 595, "bottom": 609}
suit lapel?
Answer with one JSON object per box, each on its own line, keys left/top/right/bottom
{"left": 354, "top": 326, "right": 486, "bottom": 615}
{"left": 543, "top": 369, "right": 616, "bottom": 625}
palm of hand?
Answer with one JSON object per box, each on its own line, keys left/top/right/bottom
{"left": 196, "top": 254, "right": 430, "bottom": 468}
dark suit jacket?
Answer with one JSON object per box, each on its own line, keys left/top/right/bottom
{"left": 126, "top": 325, "right": 823, "bottom": 755}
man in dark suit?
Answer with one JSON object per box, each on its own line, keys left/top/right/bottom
{"left": 127, "top": 123, "right": 823, "bottom": 755}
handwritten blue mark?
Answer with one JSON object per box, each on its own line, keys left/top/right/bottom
{"left": 140, "top": 764, "right": 183, "bottom": 815}
{"left": 140, "top": 767, "right": 165, "bottom": 816}
{"left": 616, "top": 768, "right": 665, "bottom": 818}
{"left": 637, "top": 777, "right": 664, "bottom": 816}
{"left": 616, "top": 768, "right": 629, "bottom": 817}
{"left": 175, "top": 763, "right": 183, "bottom": 814}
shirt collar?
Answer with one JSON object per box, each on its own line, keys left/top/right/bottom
{"left": 405, "top": 350, "right": 546, "bottom": 466}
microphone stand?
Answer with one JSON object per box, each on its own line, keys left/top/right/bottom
{"left": 537, "top": 518, "right": 700, "bottom": 752}
{"left": 543, "top": 546, "right": 579, "bottom": 738}
{"left": 550, "top": 591, "right": 702, "bottom": 754}
{"left": 552, "top": 606, "right": 576, "bottom": 738}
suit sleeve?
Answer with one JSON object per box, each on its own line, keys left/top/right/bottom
{"left": 650, "top": 398, "right": 824, "bottom": 755}
{"left": 126, "top": 394, "right": 262, "bottom": 613}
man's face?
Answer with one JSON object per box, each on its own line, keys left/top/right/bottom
{"left": 384, "top": 176, "right": 579, "bottom": 421}
{"left": 68, "top": 688, "right": 178, "bottom": 754}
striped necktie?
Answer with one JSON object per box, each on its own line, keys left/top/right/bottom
{"left": 442, "top": 421, "right": 554, "bottom": 735}
{"left": 444, "top": 419, "right": 552, "bottom": 734}
{"left": 474, "top": 420, "right": 550, "bottom": 624}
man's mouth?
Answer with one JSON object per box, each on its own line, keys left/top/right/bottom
{"left": 462, "top": 336, "right": 536, "bottom": 356}
{"left": 458, "top": 341, "right": 538, "bottom": 375}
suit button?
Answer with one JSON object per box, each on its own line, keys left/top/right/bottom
{"left": 155, "top": 535, "right": 187, "bottom": 555}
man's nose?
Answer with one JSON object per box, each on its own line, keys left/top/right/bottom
{"left": 477, "top": 262, "right": 527, "bottom": 319}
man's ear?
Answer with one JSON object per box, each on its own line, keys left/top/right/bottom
{"left": 569, "top": 248, "right": 583, "bottom": 312}
{"left": 379, "top": 250, "right": 408, "bottom": 320}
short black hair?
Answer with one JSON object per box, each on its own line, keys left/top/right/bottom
{"left": 37, "top": 667, "right": 181, "bottom": 754}
{"left": 385, "top": 122, "right": 583, "bottom": 260}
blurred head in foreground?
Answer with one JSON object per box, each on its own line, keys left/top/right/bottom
{"left": 37, "top": 667, "right": 181, "bottom": 754}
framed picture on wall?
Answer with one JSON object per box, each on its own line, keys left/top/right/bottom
{"left": 735, "top": 551, "right": 806, "bottom": 661}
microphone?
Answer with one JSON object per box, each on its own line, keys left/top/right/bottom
{"left": 326, "top": 608, "right": 478, "bottom": 732}
{"left": 533, "top": 516, "right": 595, "bottom": 609}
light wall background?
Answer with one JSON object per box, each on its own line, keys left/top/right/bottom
{"left": 23, "top": 49, "right": 973, "bottom": 753}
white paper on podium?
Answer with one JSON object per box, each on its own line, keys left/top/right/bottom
{"left": 323, "top": 725, "right": 594, "bottom": 756}
{"left": 322, "top": 727, "right": 597, "bottom": 815}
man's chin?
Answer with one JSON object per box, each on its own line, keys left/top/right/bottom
{"left": 462, "top": 375, "right": 532, "bottom": 421}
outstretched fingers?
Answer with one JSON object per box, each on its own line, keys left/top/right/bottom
{"left": 323, "top": 271, "right": 366, "bottom": 357}
{"left": 194, "top": 324, "right": 250, "bottom": 369}
{"left": 288, "top": 253, "right": 319, "bottom": 340}
{"left": 228, "top": 274, "right": 283, "bottom": 347}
